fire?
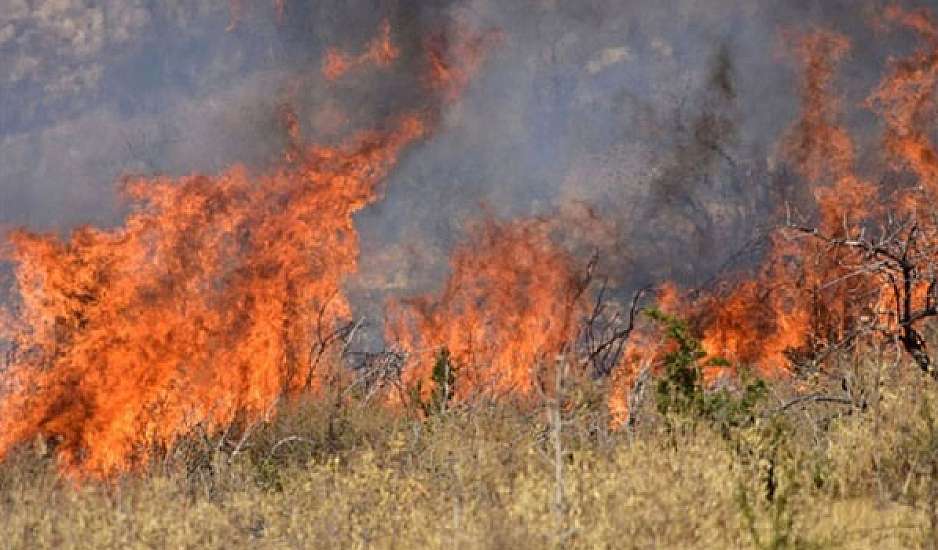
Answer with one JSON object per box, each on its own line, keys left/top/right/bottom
{"left": 607, "top": 284, "right": 680, "bottom": 428}
{"left": 424, "top": 26, "right": 504, "bottom": 103}
{"left": 6, "top": 0, "right": 938, "bottom": 475}
{"left": 608, "top": 28, "right": 889, "bottom": 425}
{"left": 692, "top": 29, "right": 874, "bottom": 372}
{"left": 0, "top": 18, "right": 500, "bottom": 477}
{"left": 869, "top": 6, "right": 938, "bottom": 198}
{"left": 0, "top": 113, "right": 425, "bottom": 478}
{"left": 387, "top": 218, "right": 590, "bottom": 401}
{"left": 782, "top": 30, "right": 877, "bottom": 229}
{"left": 322, "top": 20, "right": 399, "bottom": 81}
{"left": 610, "top": 9, "right": 938, "bottom": 426}
{"left": 687, "top": 29, "right": 861, "bottom": 377}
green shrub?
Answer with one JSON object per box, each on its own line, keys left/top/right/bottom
{"left": 408, "top": 348, "right": 458, "bottom": 417}
{"left": 647, "top": 308, "right": 767, "bottom": 433}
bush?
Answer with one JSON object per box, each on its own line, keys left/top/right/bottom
{"left": 648, "top": 308, "right": 767, "bottom": 433}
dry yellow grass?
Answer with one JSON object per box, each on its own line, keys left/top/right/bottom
{"left": 1, "top": 360, "right": 936, "bottom": 549}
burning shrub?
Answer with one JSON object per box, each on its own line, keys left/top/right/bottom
{"left": 609, "top": 14, "right": 938, "bottom": 429}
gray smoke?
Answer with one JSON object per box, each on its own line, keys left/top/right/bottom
{"left": 0, "top": 0, "right": 931, "bottom": 324}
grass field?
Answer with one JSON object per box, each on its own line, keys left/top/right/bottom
{"left": 2, "top": 354, "right": 937, "bottom": 549}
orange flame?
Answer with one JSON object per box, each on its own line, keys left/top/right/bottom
{"left": 609, "top": 11, "right": 938, "bottom": 427}
{"left": 692, "top": 29, "right": 872, "bottom": 372}
{"left": 424, "top": 26, "right": 504, "bottom": 103}
{"left": 387, "top": 218, "right": 590, "bottom": 401}
{"left": 782, "top": 29, "right": 877, "bottom": 229}
{"left": 0, "top": 17, "right": 501, "bottom": 478}
{"left": 869, "top": 6, "right": 938, "bottom": 340}
{"left": 607, "top": 284, "right": 679, "bottom": 428}
{"left": 322, "top": 20, "right": 399, "bottom": 81}
{"left": 0, "top": 114, "right": 425, "bottom": 478}
{"left": 869, "top": 6, "right": 938, "bottom": 197}
{"left": 608, "top": 29, "right": 881, "bottom": 426}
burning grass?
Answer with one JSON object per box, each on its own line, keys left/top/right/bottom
{"left": 6, "top": 4, "right": 938, "bottom": 547}
{"left": 0, "top": 114, "right": 426, "bottom": 478}
{"left": 0, "top": 18, "right": 497, "bottom": 479}
{"left": 387, "top": 217, "right": 591, "bottom": 401}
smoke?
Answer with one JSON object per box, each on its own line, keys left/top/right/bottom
{"left": 6, "top": 0, "right": 938, "bottom": 477}
{"left": 1, "top": 0, "right": 934, "bottom": 326}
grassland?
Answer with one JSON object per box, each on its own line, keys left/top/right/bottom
{"left": 3, "top": 351, "right": 938, "bottom": 549}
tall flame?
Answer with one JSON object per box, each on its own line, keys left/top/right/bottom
{"left": 692, "top": 29, "right": 865, "bottom": 375}
{"left": 0, "top": 114, "right": 425, "bottom": 478}
{"left": 0, "top": 17, "right": 499, "bottom": 477}
{"left": 697, "top": 29, "right": 880, "bottom": 369}
{"left": 869, "top": 6, "right": 938, "bottom": 197}
{"left": 608, "top": 29, "right": 882, "bottom": 425}
{"left": 610, "top": 10, "right": 938, "bottom": 426}
{"left": 388, "top": 218, "right": 589, "bottom": 401}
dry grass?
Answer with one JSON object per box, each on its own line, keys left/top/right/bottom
{"left": 1, "top": 357, "right": 937, "bottom": 549}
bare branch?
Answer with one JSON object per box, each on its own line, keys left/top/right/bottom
{"left": 585, "top": 287, "right": 650, "bottom": 377}
{"left": 767, "top": 393, "right": 854, "bottom": 415}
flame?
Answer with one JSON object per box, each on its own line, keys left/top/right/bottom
{"left": 0, "top": 18, "right": 500, "bottom": 477}
{"left": 870, "top": 6, "right": 938, "bottom": 346}
{"left": 607, "top": 284, "right": 679, "bottom": 428}
{"left": 9, "top": 0, "right": 938, "bottom": 472}
{"left": 424, "top": 26, "right": 504, "bottom": 103}
{"left": 691, "top": 30, "right": 862, "bottom": 376}
{"left": 607, "top": 29, "right": 880, "bottom": 426}
{"left": 781, "top": 30, "right": 878, "bottom": 229}
{"left": 869, "top": 6, "right": 938, "bottom": 197}
{"left": 387, "top": 218, "right": 590, "bottom": 401}
{"left": 0, "top": 113, "right": 425, "bottom": 478}
{"left": 609, "top": 11, "right": 938, "bottom": 427}
{"left": 322, "top": 20, "right": 399, "bottom": 81}
{"left": 693, "top": 29, "right": 873, "bottom": 372}
{"left": 781, "top": 30, "right": 853, "bottom": 185}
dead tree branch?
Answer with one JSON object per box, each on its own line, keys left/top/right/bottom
{"left": 786, "top": 212, "right": 938, "bottom": 378}
{"left": 583, "top": 286, "right": 650, "bottom": 377}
